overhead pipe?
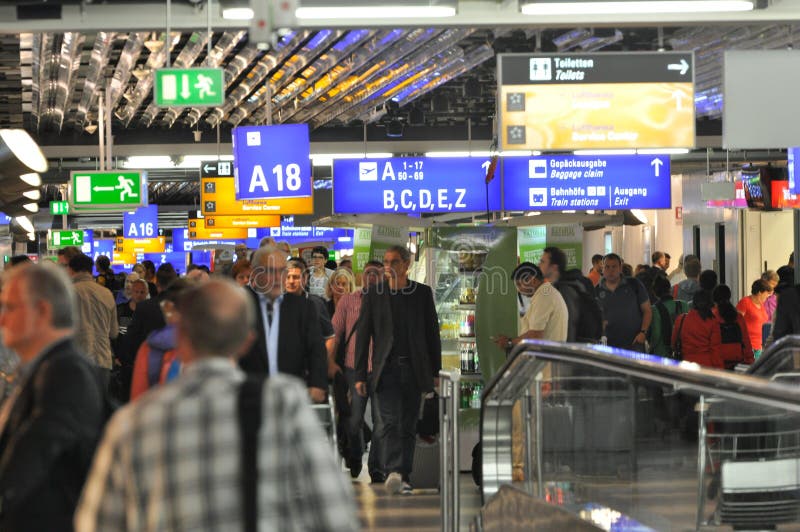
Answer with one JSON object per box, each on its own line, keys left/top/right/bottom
{"left": 226, "top": 29, "right": 341, "bottom": 126}
{"left": 135, "top": 31, "right": 212, "bottom": 127}
{"left": 306, "top": 28, "right": 472, "bottom": 129}
{"left": 354, "top": 44, "right": 494, "bottom": 125}
{"left": 114, "top": 31, "right": 179, "bottom": 126}
{"left": 204, "top": 31, "right": 307, "bottom": 128}
{"left": 181, "top": 30, "right": 246, "bottom": 127}
{"left": 34, "top": 33, "right": 61, "bottom": 133}
{"left": 188, "top": 42, "right": 262, "bottom": 128}
{"left": 74, "top": 31, "right": 114, "bottom": 130}
{"left": 29, "top": 33, "right": 44, "bottom": 132}
{"left": 291, "top": 28, "right": 446, "bottom": 126}
{"left": 106, "top": 32, "right": 147, "bottom": 111}
{"left": 335, "top": 46, "right": 467, "bottom": 126}
{"left": 278, "top": 29, "right": 407, "bottom": 124}
{"left": 250, "top": 29, "right": 373, "bottom": 124}
{"left": 41, "top": 31, "right": 84, "bottom": 132}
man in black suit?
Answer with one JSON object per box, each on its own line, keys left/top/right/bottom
{"left": 239, "top": 245, "right": 328, "bottom": 403}
{"left": 0, "top": 263, "right": 105, "bottom": 532}
{"left": 355, "top": 245, "right": 441, "bottom": 495}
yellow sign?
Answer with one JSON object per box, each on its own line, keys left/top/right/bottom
{"left": 115, "top": 236, "right": 166, "bottom": 254}
{"left": 111, "top": 251, "right": 138, "bottom": 265}
{"left": 499, "top": 83, "right": 694, "bottom": 150}
{"left": 188, "top": 219, "right": 249, "bottom": 240}
{"left": 201, "top": 177, "right": 314, "bottom": 216}
{"left": 205, "top": 214, "right": 281, "bottom": 229}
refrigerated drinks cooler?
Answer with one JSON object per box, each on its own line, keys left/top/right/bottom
{"left": 424, "top": 226, "right": 518, "bottom": 469}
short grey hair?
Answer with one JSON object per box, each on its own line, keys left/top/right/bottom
{"left": 176, "top": 279, "right": 255, "bottom": 359}
{"left": 8, "top": 263, "right": 76, "bottom": 328}
{"left": 386, "top": 244, "right": 411, "bottom": 262}
{"left": 250, "top": 244, "right": 280, "bottom": 268}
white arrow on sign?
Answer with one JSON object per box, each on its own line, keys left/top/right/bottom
{"left": 93, "top": 186, "right": 116, "bottom": 192}
{"left": 667, "top": 58, "right": 690, "bottom": 75}
{"left": 651, "top": 158, "right": 664, "bottom": 177}
{"left": 203, "top": 164, "right": 216, "bottom": 173}
{"left": 671, "top": 90, "right": 687, "bottom": 111}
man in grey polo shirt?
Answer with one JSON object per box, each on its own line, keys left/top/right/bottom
{"left": 595, "top": 253, "right": 652, "bottom": 351}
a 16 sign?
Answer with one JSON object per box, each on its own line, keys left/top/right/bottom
{"left": 123, "top": 205, "right": 158, "bottom": 238}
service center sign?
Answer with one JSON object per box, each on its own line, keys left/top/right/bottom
{"left": 333, "top": 157, "right": 502, "bottom": 214}
{"left": 232, "top": 124, "right": 312, "bottom": 201}
{"left": 498, "top": 52, "right": 695, "bottom": 150}
{"left": 503, "top": 154, "right": 671, "bottom": 211}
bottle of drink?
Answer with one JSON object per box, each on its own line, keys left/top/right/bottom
{"left": 467, "top": 343, "right": 474, "bottom": 373}
{"left": 460, "top": 344, "right": 467, "bottom": 372}
{"left": 473, "top": 343, "right": 480, "bottom": 373}
{"left": 470, "top": 383, "right": 482, "bottom": 409}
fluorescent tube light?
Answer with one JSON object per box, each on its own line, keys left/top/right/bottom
{"left": 573, "top": 149, "right": 636, "bottom": 155}
{"left": 0, "top": 129, "right": 47, "bottom": 173}
{"left": 521, "top": 1, "right": 753, "bottom": 15}
{"left": 22, "top": 202, "right": 38, "bottom": 213}
{"left": 222, "top": 7, "right": 254, "bottom": 19}
{"left": 27, "top": 232, "right": 35, "bottom": 241}
{"left": 296, "top": 6, "right": 456, "bottom": 19}
{"left": 122, "top": 156, "right": 173, "bottom": 169}
{"left": 636, "top": 148, "right": 690, "bottom": 155}
{"left": 22, "top": 189, "right": 40, "bottom": 200}
{"left": 311, "top": 153, "right": 393, "bottom": 166}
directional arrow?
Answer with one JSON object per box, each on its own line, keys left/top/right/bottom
{"left": 671, "top": 90, "right": 687, "bottom": 111}
{"left": 93, "top": 186, "right": 116, "bottom": 192}
{"left": 667, "top": 58, "right": 690, "bottom": 76}
{"left": 203, "top": 163, "right": 216, "bottom": 173}
{"left": 651, "top": 158, "right": 664, "bottom": 177}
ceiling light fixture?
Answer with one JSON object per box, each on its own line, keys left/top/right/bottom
{"left": 0, "top": 129, "right": 48, "bottom": 176}
{"left": 22, "top": 189, "right": 40, "bottom": 201}
{"left": 296, "top": 1, "right": 456, "bottom": 19}
{"left": 13, "top": 216, "right": 34, "bottom": 233}
{"left": 19, "top": 172, "right": 42, "bottom": 187}
{"left": 222, "top": 6, "right": 254, "bottom": 19}
{"left": 520, "top": 0, "right": 754, "bottom": 15}
{"left": 22, "top": 202, "right": 38, "bottom": 213}
{"left": 84, "top": 122, "right": 98, "bottom": 134}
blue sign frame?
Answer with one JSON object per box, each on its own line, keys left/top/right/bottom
{"left": 123, "top": 205, "right": 159, "bottom": 239}
{"left": 172, "top": 229, "right": 245, "bottom": 252}
{"left": 789, "top": 147, "right": 800, "bottom": 195}
{"left": 232, "top": 124, "right": 312, "bottom": 201}
{"left": 502, "top": 154, "right": 671, "bottom": 211}
{"left": 142, "top": 252, "right": 187, "bottom": 275}
{"left": 333, "top": 157, "right": 502, "bottom": 214}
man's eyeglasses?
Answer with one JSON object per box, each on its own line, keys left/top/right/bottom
{"left": 311, "top": 254, "right": 326, "bottom": 259}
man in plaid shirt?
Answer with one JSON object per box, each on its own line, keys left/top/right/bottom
{"left": 75, "top": 279, "right": 359, "bottom": 532}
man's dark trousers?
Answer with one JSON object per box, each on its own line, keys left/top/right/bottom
{"left": 373, "top": 356, "right": 421, "bottom": 481}
{"left": 344, "top": 368, "right": 380, "bottom": 477}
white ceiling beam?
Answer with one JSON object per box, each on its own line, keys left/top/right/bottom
{"left": 3, "top": 0, "right": 800, "bottom": 33}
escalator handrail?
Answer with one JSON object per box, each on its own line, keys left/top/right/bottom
{"left": 483, "top": 339, "right": 800, "bottom": 413}
{"left": 747, "top": 334, "right": 800, "bottom": 376}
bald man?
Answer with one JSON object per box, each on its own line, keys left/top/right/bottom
{"left": 238, "top": 245, "right": 328, "bottom": 403}
{"left": 76, "top": 279, "right": 357, "bottom": 531}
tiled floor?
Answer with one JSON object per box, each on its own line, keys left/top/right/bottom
{"left": 352, "top": 472, "right": 480, "bottom": 531}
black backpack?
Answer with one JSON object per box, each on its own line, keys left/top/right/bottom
{"left": 563, "top": 281, "right": 604, "bottom": 343}
{"left": 720, "top": 320, "right": 744, "bottom": 345}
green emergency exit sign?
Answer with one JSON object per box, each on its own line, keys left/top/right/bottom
{"left": 154, "top": 68, "right": 225, "bottom": 107}
{"left": 69, "top": 171, "right": 147, "bottom": 211}
{"left": 48, "top": 229, "right": 83, "bottom": 248}
{"left": 50, "top": 201, "right": 69, "bottom": 215}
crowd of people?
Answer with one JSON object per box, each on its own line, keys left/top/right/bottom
{"left": 0, "top": 236, "right": 796, "bottom": 530}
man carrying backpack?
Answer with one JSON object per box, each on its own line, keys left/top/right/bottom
{"left": 649, "top": 276, "right": 687, "bottom": 358}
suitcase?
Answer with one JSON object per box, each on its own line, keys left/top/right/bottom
{"left": 409, "top": 436, "right": 440, "bottom": 490}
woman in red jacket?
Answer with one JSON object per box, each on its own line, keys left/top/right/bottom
{"left": 672, "top": 290, "right": 723, "bottom": 369}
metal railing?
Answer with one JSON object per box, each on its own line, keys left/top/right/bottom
{"left": 439, "top": 339, "right": 800, "bottom": 532}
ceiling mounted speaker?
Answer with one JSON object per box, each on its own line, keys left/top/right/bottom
{"left": 0, "top": 129, "right": 47, "bottom": 178}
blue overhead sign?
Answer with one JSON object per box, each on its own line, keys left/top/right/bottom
{"left": 0, "top": 213, "right": 10, "bottom": 225}
{"left": 232, "top": 124, "right": 312, "bottom": 201}
{"left": 789, "top": 147, "right": 800, "bottom": 195}
{"left": 245, "top": 226, "right": 353, "bottom": 248}
{"left": 333, "top": 157, "right": 502, "bottom": 214}
{"left": 142, "top": 252, "right": 187, "bottom": 274}
{"left": 172, "top": 228, "right": 245, "bottom": 252}
{"left": 503, "top": 154, "right": 671, "bottom": 211}
{"left": 123, "top": 205, "right": 158, "bottom": 239}
{"left": 81, "top": 230, "right": 94, "bottom": 255}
